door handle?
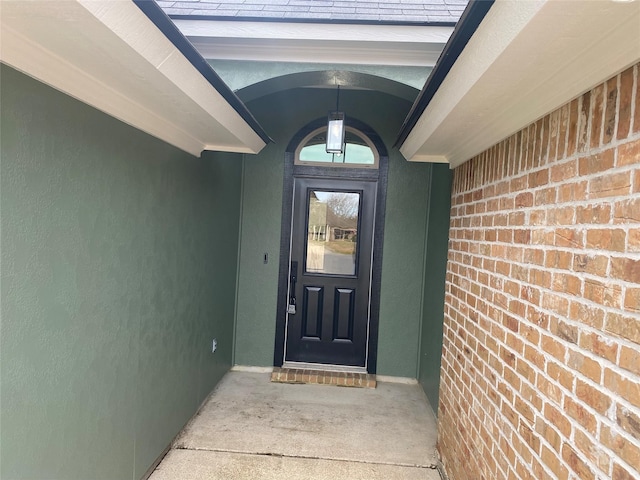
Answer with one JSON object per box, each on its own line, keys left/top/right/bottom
{"left": 288, "top": 261, "right": 298, "bottom": 314}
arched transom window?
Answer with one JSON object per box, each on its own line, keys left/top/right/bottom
{"left": 294, "top": 127, "right": 379, "bottom": 168}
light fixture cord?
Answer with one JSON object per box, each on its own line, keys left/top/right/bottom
{"left": 336, "top": 85, "right": 340, "bottom": 112}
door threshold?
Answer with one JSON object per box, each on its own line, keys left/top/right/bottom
{"left": 272, "top": 366, "right": 376, "bottom": 389}
{"left": 282, "top": 361, "right": 367, "bottom": 374}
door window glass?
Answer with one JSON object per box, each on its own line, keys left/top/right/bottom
{"left": 306, "top": 190, "right": 360, "bottom": 275}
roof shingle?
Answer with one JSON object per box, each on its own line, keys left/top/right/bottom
{"left": 158, "top": 0, "right": 468, "bottom": 24}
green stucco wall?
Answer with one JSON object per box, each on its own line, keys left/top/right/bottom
{"left": 378, "top": 155, "right": 432, "bottom": 377}
{"left": 418, "top": 164, "right": 453, "bottom": 411}
{"left": 0, "top": 65, "right": 242, "bottom": 479}
{"left": 233, "top": 87, "right": 435, "bottom": 378}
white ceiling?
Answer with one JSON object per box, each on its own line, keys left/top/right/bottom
{"left": 399, "top": 0, "right": 640, "bottom": 167}
{"left": 0, "top": 0, "right": 267, "bottom": 157}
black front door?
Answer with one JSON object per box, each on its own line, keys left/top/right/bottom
{"left": 284, "top": 177, "right": 376, "bottom": 367}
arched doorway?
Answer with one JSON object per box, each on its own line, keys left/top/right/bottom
{"left": 273, "top": 117, "right": 388, "bottom": 373}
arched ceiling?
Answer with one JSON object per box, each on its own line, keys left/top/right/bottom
{"left": 236, "top": 70, "right": 419, "bottom": 104}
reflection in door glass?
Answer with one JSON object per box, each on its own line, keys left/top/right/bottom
{"left": 306, "top": 190, "right": 360, "bottom": 275}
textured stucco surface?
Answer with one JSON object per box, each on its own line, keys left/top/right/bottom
{"left": 378, "top": 156, "right": 432, "bottom": 377}
{"left": 418, "top": 164, "right": 452, "bottom": 412}
{"left": 234, "top": 87, "right": 438, "bottom": 378}
{"left": 0, "top": 65, "right": 242, "bottom": 479}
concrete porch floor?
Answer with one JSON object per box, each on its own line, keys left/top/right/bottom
{"left": 149, "top": 371, "right": 442, "bottom": 479}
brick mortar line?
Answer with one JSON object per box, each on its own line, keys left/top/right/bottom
{"left": 451, "top": 159, "right": 640, "bottom": 199}
{"left": 594, "top": 403, "right": 639, "bottom": 458}
{"left": 445, "top": 257, "right": 638, "bottom": 313}
{"left": 449, "top": 224, "right": 640, "bottom": 237}
{"left": 449, "top": 218, "right": 640, "bottom": 230}
{"left": 445, "top": 243, "right": 640, "bottom": 281}
{"left": 446, "top": 253, "right": 640, "bottom": 281}
{"left": 492, "top": 412, "right": 561, "bottom": 480}
{"left": 442, "top": 304, "right": 612, "bottom": 387}
{"left": 448, "top": 255, "right": 638, "bottom": 288}
{"left": 445, "top": 260, "right": 639, "bottom": 308}
{"left": 451, "top": 231, "right": 639, "bottom": 241}
{"left": 451, "top": 220, "right": 640, "bottom": 229}
{"left": 438, "top": 378, "right": 506, "bottom": 478}
{"left": 445, "top": 265, "right": 636, "bottom": 321}
{"left": 450, "top": 129, "right": 640, "bottom": 197}
{"left": 443, "top": 299, "right": 639, "bottom": 430}
{"left": 452, "top": 159, "right": 640, "bottom": 199}
{"left": 441, "top": 314, "right": 629, "bottom": 480}
{"left": 444, "top": 282, "right": 638, "bottom": 381}
{"left": 462, "top": 403, "right": 511, "bottom": 477}
{"left": 449, "top": 224, "right": 640, "bottom": 234}
{"left": 439, "top": 343, "right": 562, "bottom": 480}
{"left": 445, "top": 279, "right": 637, "bottom": 351}
{"left": 448, "top": 286, "right": 637, "bottom": 362}
{"left": 443, "top": 297, "right": 640, "bottom": 476}
{"left": 451, "top": 176, "right": 640, "bottom": 206}
{"left": 450, "top": 213, "right": 640, "bottom": 227}
{"left": 596, "top": 415, "right": 640, "bottom": 475}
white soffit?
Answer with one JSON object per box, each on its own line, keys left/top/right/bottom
{"left": 400, "top": 0, "right": 640, "bottom": 168}
{"left": 0, "top": 0, "right": 267, "bottom": 157}
{"left": 172, "top": 20, "right": 454, "bottom": 67}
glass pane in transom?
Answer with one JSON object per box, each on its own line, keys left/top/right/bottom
{"left": 296, "top": 128, "right": 377, "bottom": 167}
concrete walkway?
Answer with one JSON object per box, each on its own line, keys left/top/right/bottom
{"left": 149, "top": 371, "right": 441, "bottom": 479}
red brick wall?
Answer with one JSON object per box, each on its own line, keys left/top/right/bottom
{"left": 438, "top": 62, "right": 640, "bottom": 480}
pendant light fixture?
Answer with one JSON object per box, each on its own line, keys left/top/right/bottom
{"left": 326, "top": 85, "right": 345, "bottom": 155}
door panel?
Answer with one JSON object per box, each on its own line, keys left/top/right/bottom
{"left": 302, "top": 286, "right": 323, "bottom": 339}
{"left": 285, "top": 177, "right": 376, "bottom": 367}
{"left": 333, "top": 288, "right": 355, "bottom": 341}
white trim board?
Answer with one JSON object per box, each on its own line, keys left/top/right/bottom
{"left": 174, "top": 19, "right": 453, "bottom": 67}
{"left": 231, "top": 365, "right": 274, "bottom": 373}
{"left": 400, "top": 0, "right": 640, "bottom": 168}
{"left": 0, "top": 0, "right": 266, "bottom": 157}
{"left": 375, "top": 375, "right": 418, "bottom": 385}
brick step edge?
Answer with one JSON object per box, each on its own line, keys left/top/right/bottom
{"left": 271, "top": 367, "right": 376, "bottom": 389}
